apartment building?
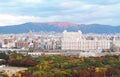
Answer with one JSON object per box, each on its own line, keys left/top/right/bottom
{"left": 62, "top": 30, "right": 120, "bottom": 51}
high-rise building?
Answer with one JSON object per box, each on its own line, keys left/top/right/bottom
{"left": 62, "top": 30, "right": 119, "bottom": 51}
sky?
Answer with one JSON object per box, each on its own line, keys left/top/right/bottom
{"left": 0, "top": 0, "right": 120, "bottom": 26}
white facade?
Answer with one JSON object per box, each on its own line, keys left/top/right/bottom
{"left": 62, "top": 30, "right": 120, "bottom": 51}
{"left": 112, "top": 37, "right": 120, "bottom": 47}
{"left": 62, "top": 30, "right": 82, "bottom": 50}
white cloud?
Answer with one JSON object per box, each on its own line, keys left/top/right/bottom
{"left": 60, "top": 2, "right": 74, "bottom": 8}
{"left": 59, "top": 1, "right": 85, "bottom": 9}
{"left": 0, "top": 14, "right": 68, "bottom": 26}
{"left": 14, "top": 0, "right": 43, "bottom": 4}
{"left": 81, "top": 4, "right": 94, "bottom": 10}
{"left": 0, "top": 0, "right": 120, "bottom": 26}
{"left": 0, "top": 14, "right": 40, "bottom": 26}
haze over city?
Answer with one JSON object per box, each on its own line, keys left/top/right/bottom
{"left": 0, "top": 0, "right": 120, "bottom": 26}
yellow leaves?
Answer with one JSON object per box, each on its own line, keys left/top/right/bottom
{"left": 14, "top": 72, "right": 21, "bottom": 77}
{"left": 36, "top": 64, "right": 42, "bottom": 70}
{"left": 63, "top": 62, "right": 68, "bottom": 65}
{"left": 39, "top": 65, "right": 42, "bottom": 70}
{"left": 72, "top": 69, "right": 78, "bottom": 74}
{"left": 43, "top": 61, "right": 48, "bottom": 65}
{"left": 118, "top": 56, "right": 120, "bottom": 62}
{"left": 95, "top": 67, "right": 100, "bottom": 72}
{"left": 79, "top": 57, "right": 84, "bottom": 62}
{"left": 88, "top": 66, "right": 106, "bottom": 73}
{"left": 95, "top": 67, "right": 106, "bottom": 73}
{"left": 3, "top": 72, "right": 9, "bottom": 77}
{"left": 16, "top": 54, "right": 23, "bottom": 60}
{"left": 36, "top": 61, "right": 49, "bottom": 70}
{"left": 20, "top": 70, "right": 25, "bottom": 73}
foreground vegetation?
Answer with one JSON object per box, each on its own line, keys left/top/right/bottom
{"left": 1, "top": 52, "right": 120, "bottom": 77}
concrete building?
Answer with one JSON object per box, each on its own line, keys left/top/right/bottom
{"left": 15, "top": 42, "right": 29, "bottom": 49}
{"left": 62, "top": 30, "right": 120, "bottom": 51}
{"left": 62, "top": 30, "right": 82, "bottom": 50}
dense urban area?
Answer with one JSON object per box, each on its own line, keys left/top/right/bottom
{"left": 0, "top": 30, "right": 120, "bottom": 51}
{"left": 0, "top": 30, "right": 120, "bottom": 77}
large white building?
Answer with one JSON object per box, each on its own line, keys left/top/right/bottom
{"left": 62, "top": 30, "right": 120, "bottom": 51}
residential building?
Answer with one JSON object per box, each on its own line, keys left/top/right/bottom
{"left": 62, "top": 30, "right": 120, "bottom": 51}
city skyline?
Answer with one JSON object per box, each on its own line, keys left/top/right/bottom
{"left": 0, "top": 0, "right": 120, "bottom": 26}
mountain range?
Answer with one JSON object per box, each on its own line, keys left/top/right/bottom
{"left": 0, "top": 22, "right": 120, "bottom": 34}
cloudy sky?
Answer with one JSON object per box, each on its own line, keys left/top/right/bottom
{"left": 0, "top": 0, "right": 120, "bottom": 26}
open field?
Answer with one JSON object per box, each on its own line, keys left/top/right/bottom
{"left": 0, "top": 66, "right": 27, "bottom": 77}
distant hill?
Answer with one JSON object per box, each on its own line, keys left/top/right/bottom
{"left": 0, "top": 22, "right": 120, "bottom": 34}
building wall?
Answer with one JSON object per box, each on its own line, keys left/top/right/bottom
{"left": 62, "top": 30, "right": 114, "bottom": 51}
{"left": 62, "top": 30, "right": 82, "bottom": 50}
{"left": 15, "top": 42, "right": 29, "bottom": 49}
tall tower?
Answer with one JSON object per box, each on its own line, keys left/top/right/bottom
{"left": 29, "top": 30, "right": 34, "bottom": 39}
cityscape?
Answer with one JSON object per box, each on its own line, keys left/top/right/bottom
{"left": 0, "top": 30, "right": 120, "bottom": 52}
{"left": 0, "top": 0, "right": 120, "bottom": 77}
